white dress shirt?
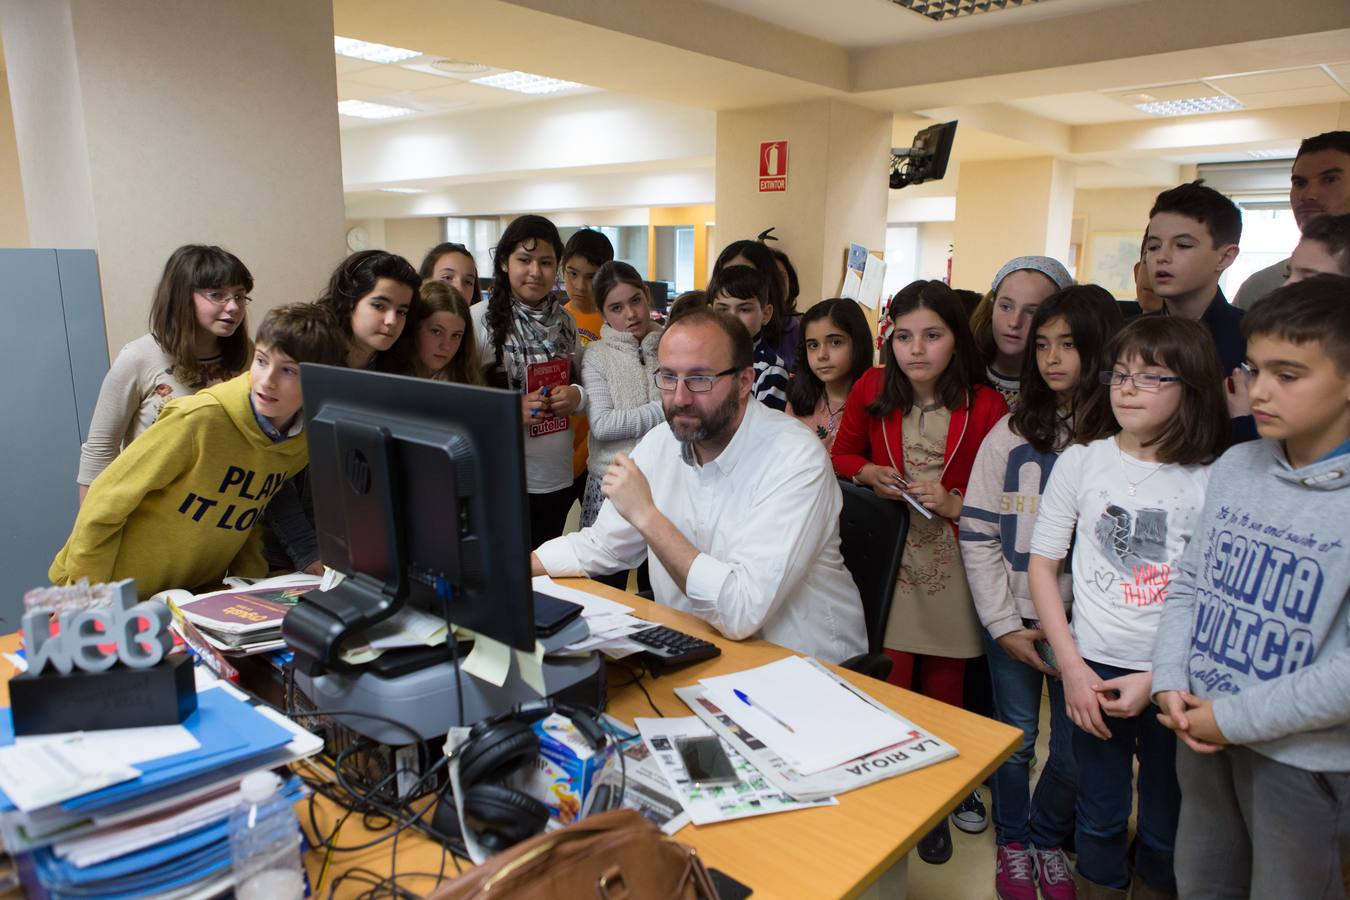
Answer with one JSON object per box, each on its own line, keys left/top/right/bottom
{"left": 535, "top": 399, "right": 868, "bottom": 663}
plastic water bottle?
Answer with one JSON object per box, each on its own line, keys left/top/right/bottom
{"left": 228, "top": 771, "right": 305, "bottom": 900}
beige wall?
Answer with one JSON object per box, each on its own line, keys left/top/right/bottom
{"left": 1074, "top": 187, "right": 1160, "bottom": 237}
{"left": 383, "top": 218, "right": 442, "bottom": 272}
{"left": 1, "top": 0, "right": 347, "bottom": 353}
{"left": 951, "top": 156, "right": 1075, "bottom": 290}
{"left": 0, "top": 72, "right": 29, "bottom": 248}
{"left": 716, "top": 98, "right": 890, "bottom": 305}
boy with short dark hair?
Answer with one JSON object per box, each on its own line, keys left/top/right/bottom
{"left": 1151, "top": 275, "right": 1350, "bottom": 900}
{"left": 708, "top": 264, "right": 788, "bottom": 410}
{"left": 50, "top": 303, "right": 347, "bottom": 598}
{"left": 1286, "top": 212, "right": 1350, "bottom": 282}
{"left": 1145, "top": 180, "right": 1245, "bottom": 373}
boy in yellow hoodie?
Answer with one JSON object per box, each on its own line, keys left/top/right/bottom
{"left": 51, "top": 304, "right": 346, "bottom": 598}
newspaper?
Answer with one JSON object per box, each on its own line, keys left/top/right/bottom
{"left": 585, "top": 735, "right": 690, "bottom": 835}
{"left": 635, "top": 717, "right": 837, "bottom": 826}
{"left": 674, "top": 658, "right": 958, "bottom": 802}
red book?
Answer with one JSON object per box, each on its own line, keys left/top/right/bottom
{"left": 526, "top": 358, "right": 571, "bottom": 438}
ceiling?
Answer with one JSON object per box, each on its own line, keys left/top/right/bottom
{"left": 336, "top": 51, "right": 600, "bottom": 128}
{"left": 1005, "top": 64, "right": 1350, "bottom": 125}
{"left": 327, "top": 0, "right": 1350, "bottom": 206}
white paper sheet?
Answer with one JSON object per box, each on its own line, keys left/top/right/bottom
{"left": 0, "top": 738, "right": 141, "bottom": 812}
{"left": 857, "top": 253, "right": 887, "bottom": 310}
{"left": 699, "top": 656, "right": 914, "bottom": 775}
{"left": 14, "top": 724, "right": 200, "bottom": 768}
{"left": 533, "top": 576, "right": 634, "bottom": 617}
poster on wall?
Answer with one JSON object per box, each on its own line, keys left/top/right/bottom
{"left": 759, "top": 141, "right": 788, "bottom": 192}
{"left": 1085, "top": 231, "right": 1141, "bottom": 299}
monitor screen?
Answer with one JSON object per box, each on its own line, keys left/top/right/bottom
{"left": 282, "top": 366, "right": 535, "bottom": 665}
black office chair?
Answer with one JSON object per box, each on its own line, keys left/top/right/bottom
{"left": 836, "top": 478, "right": 910, "bottom": 682}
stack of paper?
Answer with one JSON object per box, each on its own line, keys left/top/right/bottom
{"left": 0, "top": 678, "right": 322, "bottom": 899}
{"left": 677, "top": 656, "right": 959, "bottom": 800}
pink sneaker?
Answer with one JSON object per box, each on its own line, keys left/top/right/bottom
{"left": 994, "top": 842, "right": 1038, "bottom": 900}
{"left": 1036, "top": 846, "right": 1077, "bottom": 900}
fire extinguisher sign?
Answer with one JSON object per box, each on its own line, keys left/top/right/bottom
{"left": 759, "top": 140, "right": 788, "bottom": 192}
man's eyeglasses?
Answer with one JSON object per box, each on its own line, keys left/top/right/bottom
{"left": 652, "top": 368, "right": 740, "bottom": 393}
{"left": 1098, "top": 371, "right": 1183, "bottom": 391}
{"left": 195, "top": 289, "right": 252, "bottom": 306}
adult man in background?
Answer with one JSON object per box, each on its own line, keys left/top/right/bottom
{"left": 1234, "top": 131, "right": 1350, "bottom": 309}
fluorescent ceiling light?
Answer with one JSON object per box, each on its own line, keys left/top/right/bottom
{"left": 334, "top": 36, "right": 421, "bottom": 64}
{"left": 1247, "top": 148, "right": 1296, "bottom": 160}
{"left": 471, "top": 70, "right": 585, "bottom": 95}
{"left": 380, "top": 188, "right": 426, "bottom": 194}
{"left": 338, "top": 100, "right": 416, "bottom": 120}
{"left": 891, "top": 0, "right": 1041, "bottom": 21}
{"left": 1135, "top": 96, "right": 1244, "bottom": 117}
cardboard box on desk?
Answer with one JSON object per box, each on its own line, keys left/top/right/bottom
{"left": 514, "top": 713, "right": 607, "bottom": 825}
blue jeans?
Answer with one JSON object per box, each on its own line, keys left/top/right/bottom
{"left": 1073, "top": 659, "right": 1180, "bottom": 892}
{"left": 982, "top": 626, "right": 1077, "bottom": 849}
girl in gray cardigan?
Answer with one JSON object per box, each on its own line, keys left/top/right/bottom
{"left": 579, "top": 262, "right": 664, "bottom": 528}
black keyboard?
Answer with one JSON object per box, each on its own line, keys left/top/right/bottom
{"left": 629, "top": 625, "right": 721, "bottom": 675}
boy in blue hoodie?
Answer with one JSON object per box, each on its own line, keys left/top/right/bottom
{"left": 1151, "top": 274, "right": 1350, "bottom": 899}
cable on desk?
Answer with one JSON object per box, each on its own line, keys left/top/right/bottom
{"left": 608, "top": 659, "right": 664, "bottom": 717}
{"left": 435, "top": 578, "right": 466, "bottom": 730}
{"left": 311, "top": 807, "right": 351, "bottom": 894}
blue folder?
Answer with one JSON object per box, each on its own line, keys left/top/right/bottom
{"left": 31, "top": 776, "right": 306, "bottom": 899}
{"left": 0, "top": 687, "right": 294, "bottom": 815}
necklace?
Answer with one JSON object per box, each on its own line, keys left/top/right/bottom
{"left": 1117, "top": 440, "right": 1161, "bottom": 497}
{"left": 816, "top": 394, "right": 846, "bottom": 441}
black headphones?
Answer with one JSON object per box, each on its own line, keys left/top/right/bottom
{"left": 445, "top": 699, "right": 608, "bottom": 854}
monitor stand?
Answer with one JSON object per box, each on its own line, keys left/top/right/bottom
{"left": 291, "top": 618, "right": 604, "bottom": 745}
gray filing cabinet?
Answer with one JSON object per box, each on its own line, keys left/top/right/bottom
{"left": 0, "top": 249, "right": 108, "bottom": 630}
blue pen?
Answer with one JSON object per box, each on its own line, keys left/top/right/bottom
{"left": 733, "top": 689, "right": 795, "bottom": 733}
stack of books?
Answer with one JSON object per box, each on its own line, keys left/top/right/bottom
{"left": 0, "top": 675, "right": 322, "bottom": 899}
{"left": 154, "top": 575, "right": 320, "bottom": 656}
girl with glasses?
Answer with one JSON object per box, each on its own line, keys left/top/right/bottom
{"left": 960, "top": 285, "right": 1124, "bottom": 900}
{"left": 1028, "top": 316, "right": 1229, "bottom": 897}
{"left": 76, "top": 244, "right": 253, "bottom": 502}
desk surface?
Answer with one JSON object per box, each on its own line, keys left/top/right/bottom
{"left": 0, "top": 587, "right": 1019, "bottom": 899}
{"left": 296, "top": 579, "right": 1021, "bottom": 900}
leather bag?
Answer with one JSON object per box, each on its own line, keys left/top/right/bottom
{"left": 429, "top": 808, "right": 721, "bottom": 899}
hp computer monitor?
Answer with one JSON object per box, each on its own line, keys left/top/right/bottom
{"left": 282, "top": 366, "right": 535, "bottom": 667}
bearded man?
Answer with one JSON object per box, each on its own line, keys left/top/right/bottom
{"left": 532, "top": 307, "right": 866, "bottom": 663}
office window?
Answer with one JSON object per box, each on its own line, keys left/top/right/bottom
{"left": 1222, "top": 201, "right": 1299, "bottom": 299}
{"left": 443, "top": 217, "right": 502, "bottom": 283}
{"left": 883, "top": 224, "right": 920, "bottom": 301}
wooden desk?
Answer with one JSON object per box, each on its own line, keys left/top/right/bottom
{"left": 299, "top": 579, "right": 1021, "bottom": 899}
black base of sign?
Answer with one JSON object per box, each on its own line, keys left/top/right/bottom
{"left": 9, "top": 655, "right": 198, "bottom": 735}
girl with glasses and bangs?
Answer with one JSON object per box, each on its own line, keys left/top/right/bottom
{"left": 76, "top": 244, "right": 253, "bottom": 502}
{"left": 959, "top": 285, "right": 1124, "bottom": 899}
{"left": 1027, "top": 316, "right": 1229, "bottom": 898}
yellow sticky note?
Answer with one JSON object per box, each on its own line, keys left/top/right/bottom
{"left": 514, "top": 641, "right": 548, "bottom": 696}
{"left": 460, "top": 631, "right": 512, "bottom": 687}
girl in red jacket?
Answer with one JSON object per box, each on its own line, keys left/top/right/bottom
{"left": 833, "top": 279, "right": 1007, "bottom": 693}
{"left": 832, "top": 279, "right": 1007, "bottom": 862}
